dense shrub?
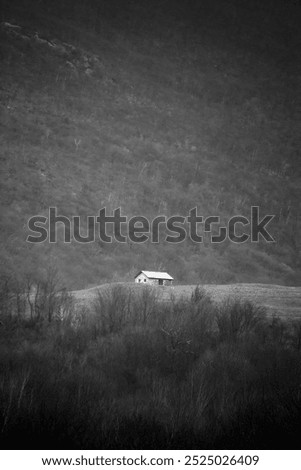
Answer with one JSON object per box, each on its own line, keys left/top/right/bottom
{"left": 1, "top": 286, "right": 301, "bottom": 449}
{"left": 216, "top": 299, "right": 266, "bottom": 342}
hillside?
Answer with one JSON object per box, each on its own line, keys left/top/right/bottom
{"left": 71, "top": 282, "right": 301, "bottom": 319}
{"left": 0, "top": 0, "right": 300, "bottom": 288}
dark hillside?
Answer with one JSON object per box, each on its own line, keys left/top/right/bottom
{"left": 0, "top": 0, "right": 300, "bottom": 287}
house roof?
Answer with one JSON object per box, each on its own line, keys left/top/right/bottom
{"left": 135, "top": 270, "right": 174, "bottom": 280}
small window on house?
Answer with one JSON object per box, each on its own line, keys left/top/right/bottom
{"left": 144, "top": 279, "right": 146, "bottom": 282}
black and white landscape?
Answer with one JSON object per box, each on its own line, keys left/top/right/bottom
{"left": 0, "top": 0, "right": 300, "bottom": 450}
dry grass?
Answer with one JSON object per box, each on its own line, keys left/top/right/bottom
{"left": 71, "top": 282, "right": 301, "bottom": 319}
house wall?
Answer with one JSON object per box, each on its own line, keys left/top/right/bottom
{"left": 135, "top": 273, "right": 155, "bottom": 284}
{"left": 135, "top": 274, "right": 173, "bottom": 286}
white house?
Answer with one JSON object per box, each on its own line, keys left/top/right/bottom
{"left": 135, "top": 270, "right": 174, "bottom": 286}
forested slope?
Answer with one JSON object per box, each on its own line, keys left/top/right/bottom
{"left": 1, "top": 0, "right": 300, "bottom": 288}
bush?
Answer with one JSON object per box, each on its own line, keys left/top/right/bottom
{"left": 216, "top": 299, "right": 266, "bottom": 342}
{"left": 191, "top": 285, "right": 208, "bottom": 303}
{"left": 1, "top": 282, "right": 301, "bottom": 449}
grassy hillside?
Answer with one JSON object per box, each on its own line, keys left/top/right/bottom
{"left": 0, "top": 0, "right": 300, "bottom": 288}
{"left": 71, "top": 282, "right": 301, "bottom": 319}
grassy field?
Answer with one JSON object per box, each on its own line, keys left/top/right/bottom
{"left": 72, "top": 282, "right": 301, "bottom": 319}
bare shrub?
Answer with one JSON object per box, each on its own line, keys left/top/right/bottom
{"left": 216, "top": 299, "right": 266, "bottom": 342}
{"left": 0, "top": 275, "right": 14, "bottom": 319}
{"left": 269, "top": 315, "right": 288, "bottom": 346}
{"left": 291, "top": 319, "right": 301, "bottom": 350}
{"left": 133, "top": 285, "right": 160, "bottom": 324}
{"left": 24, "top": 267, "right": 74, "bottom": 323}
{"left": 0, "top": 275, "right": 27, "bottom": 325}
{"left": 157, "top": 293, "right": 215, "bottom": 360}
{"left": 93, "top": 285, "right": 133, "bottom": 334}
{"left": 191, "top": 285, "right": 208, "bottom": 303}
